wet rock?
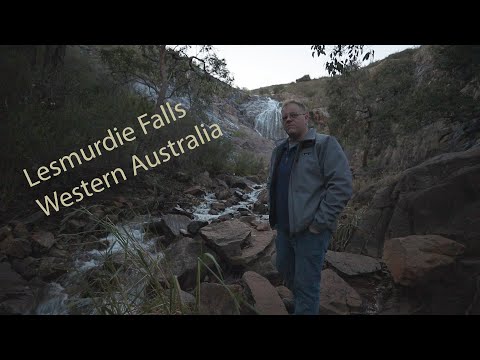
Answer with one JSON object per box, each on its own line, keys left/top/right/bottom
{"left": 195, "top": 171, "right": 214, "bottom": 189}
{"left": 234, "top": 190, "right": 244, "bottom": 199}
{"left": 215, "top": 178, "right": 229, "bottom": 189}
{"left": 38, "top": 257, "right": 69, "bottom": 282}
{"left": 217, "top": 213, "right": 234, "bottom": 222}
{"left": 215, "top": 189, "right": 231, "bottom": 201}
{"left": 187, "top": 221, "right": 208, "bottom": 235}
{"left": 170, "top": 205, "right": 194, "bottom": 219}
{"left": 230, "top": 176, "right": 256, "bottom": 191}
{"left": 253, "top": 189, "right": 269, "bottom": 215}
{"left": 211, "top": 202, "right": 226, "bottom": 211}
{"left": 241, "top": 271, "right": 288, "bottom": 315}
{"left": 147, "top": 220, "right": 164, "bottom": 235}
{"left": 160, "top": 214, "right": 191, "bottom": 241}
{"left": 184, "top": 186, "right": 206, "bottom": 196}
{"left": 208, "top": 209, "right": 219, "bottom": 215}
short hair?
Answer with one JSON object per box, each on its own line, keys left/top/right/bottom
{"left": 281, "top": 100, "right": 307, "bottom": 113}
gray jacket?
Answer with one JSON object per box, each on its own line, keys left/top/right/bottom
{"left": 267, "top": 128, "right": 353, "bottom": 235}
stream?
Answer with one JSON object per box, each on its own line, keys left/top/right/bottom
{"left": 34, "top": 184, "right": 266, "bottom": 315}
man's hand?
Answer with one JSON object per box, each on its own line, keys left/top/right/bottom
{"left": 308, "top": 224, "right": 321, "bottom": 234}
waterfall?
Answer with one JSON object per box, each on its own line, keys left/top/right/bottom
{"left": 254, "top": 98, "right": 285, "bottom": 140}
{"left": 240, "top": 96, "right": 285, "bottom": 141}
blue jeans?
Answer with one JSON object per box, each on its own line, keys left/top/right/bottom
{"left": 275, "top": 229, "right": 331, "bottom": 315}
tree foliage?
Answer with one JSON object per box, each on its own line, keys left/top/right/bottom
{"left": 311, "top": 45, "right": 374, "bottom": 75}
{"left": 100, "top": 45, "right": 234, "bottom": 111}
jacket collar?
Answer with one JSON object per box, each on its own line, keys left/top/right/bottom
{"left": 275, "top": 128, "right": 316, "bottom": 149}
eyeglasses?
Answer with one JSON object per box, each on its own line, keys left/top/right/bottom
{"left": 282, "top": 112, "right": 306, "bottom": 121}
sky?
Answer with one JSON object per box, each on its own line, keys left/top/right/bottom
{"left": 209, "top": 45, "right": 419, "bottom": 90}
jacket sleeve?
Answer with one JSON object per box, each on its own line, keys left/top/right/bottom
{"left": 310, "top": 136, "right": 353, "bottom": 233}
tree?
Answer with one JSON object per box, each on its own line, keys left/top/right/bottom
{"left": 311, "top": 45, "right": 374, "bottom": 75}
{"left": 100, "top": 45, "right": 234, "bottom": 112}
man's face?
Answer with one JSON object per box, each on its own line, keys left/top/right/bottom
{"left": 281, "top": 103, "right": 309, "bottom": 140}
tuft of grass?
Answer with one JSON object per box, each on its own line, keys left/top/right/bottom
{"left": 77, "top": 207, "right": 253, "bottom": 315}
{"left": 330, "top": 205, "right": 366, "bottom": 252}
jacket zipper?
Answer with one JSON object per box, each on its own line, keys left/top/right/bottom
{"left": 289, "top": 142, "right": 303, "bottom": 236}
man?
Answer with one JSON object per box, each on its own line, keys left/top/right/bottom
{"left": 267, "top": 100, "right": 352, "bottom": 315}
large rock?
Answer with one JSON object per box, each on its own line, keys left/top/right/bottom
{"left": 227, "top": 175, "right": 256, "bottom": 191}
{"left": 215, "top": 189, "right": 232, "bottom": 201}
{"left": 187, "top": 220, "right": 208, "bottom": 235}
{"left": 348, "top": 147, "right": 480, "bottom": 257}
{"left": 319, "top": 269, "right": 363, "bottom": 315}
{"left": 0, "top": 237, "right": 32, "bottom": 259}
{"left": 199, "top": 282, "right": 243, "bottom": 315}
{"left": 199, "top": 219, "right": 251, "bottom": 259}
{"left": 325, "top": 251, "right": 382, "bottom": 276}
{"left": 31, "top": 231, "right": 57, "bottom": 254}
{"left": 382, "top": 235, "right": 465, "bottom": 287}
{"left": 241, "top": 271, "right": 288, "bottom": 315}
{"left": 0, "top": 262, "right": 36, "bottom": 314}
{"left": 183, "top": 186, "right": 206, "bottom": 196}
{"left": 160, "top": 214, "right": 192, "bottom": 241}
{"left": 164, "top": 237, "right": 215, "bottom": 291}
{"left": 38, "top": 257, "right": 69, "bottom": 281}
{"left": 247, "top": 239, "right": 281, "bottom": 286}
{"left": 229, "top": 229, "right": 276, "bottom": 266}
{"left": 253, "top": 189, "right": 268, "bottom": 215}
{"left": 11, "top": 257, "right": 39, "bottom": 281}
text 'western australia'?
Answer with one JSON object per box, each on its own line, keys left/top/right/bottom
{"left": 23, "top": 102, "right": 224, "bottom": 216}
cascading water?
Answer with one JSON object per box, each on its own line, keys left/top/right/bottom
{"left": 239, "top": 96, "right": 285, "bottom": 141}
{"left": 254, "top": 99, "right": 285, "bottom": 141}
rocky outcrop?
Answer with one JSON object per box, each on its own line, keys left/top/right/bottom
{"left": 348, "top": 147, "right": 480, "bottom": 258}
{"left": 382, "top": 235, "right": 465, "bottom": 286}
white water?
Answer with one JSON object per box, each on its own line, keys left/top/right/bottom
{"left": 192, "top": 184, "right": 267, "bottom": 222}
{"left": 34, "top": 215, "right": 164, "bottom": 315}
{"left": 239, "top": 96, "right": 285, "bottom": 141}
{"left": 35, "top": 184, "right": 268, "bottom": 315}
